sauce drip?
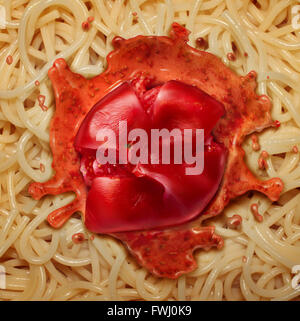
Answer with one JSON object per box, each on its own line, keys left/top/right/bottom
{"left": 28, "top": 23, "right": 283, "bottom": 278}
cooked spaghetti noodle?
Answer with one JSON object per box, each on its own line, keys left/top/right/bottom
{"left": 0, "top": 0, "right": 300, "bottom": 301}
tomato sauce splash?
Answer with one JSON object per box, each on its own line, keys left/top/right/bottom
{"left": 28, "top": 23, "right": 283, "bottom": 279}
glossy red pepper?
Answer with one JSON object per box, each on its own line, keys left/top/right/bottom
{"left": 75, "top": 80, "right": 227, "bottom": 233}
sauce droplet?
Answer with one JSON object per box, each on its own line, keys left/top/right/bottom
{"left": 226, "top": 214, "right": 242, "bottom": 229}
{"left": 72, "top": 232, "right": 85, "bottom": 244}
{"left": 250, "top": 203, "right": 263, "bottom": 222}
{"left": 196, "top": 37, "right": 206, "bottom": 48}
{"left": 227, "top": 52, "right": 236, "bottom": 61}
{"left": 272, "top": 120, "right": 281, "bottom": 128}
{"left": 38, "top": 95, "right": 48, "bottom": 111}
{"left": 251, "top": 134, "right": 260, "bottom": 151}
{"left": 6, "top": 55, "right": 13, "bottom": 65}
{"left": 258, "top": 150, "right": 269, "bottom": 170}
{"left": 82, "top": 21, "right": 90, "bottom": 31}
{"left": 40, "top": 163, "right": 45, "bottom": 173}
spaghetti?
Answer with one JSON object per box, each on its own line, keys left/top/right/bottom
{"left": 0, "top": 0, "right": 300, "bottom": 301}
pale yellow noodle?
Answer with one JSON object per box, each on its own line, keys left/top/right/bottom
{"left": 0, "top": 0, "right": 300, "bottom": 301}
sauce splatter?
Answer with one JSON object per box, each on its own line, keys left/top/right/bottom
{"left": 292, "top": 146, "right": 298, "bottom": 154}
{"left": 28, "top": 23, "right": 283, "bottom": 279}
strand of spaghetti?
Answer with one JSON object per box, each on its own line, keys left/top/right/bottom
{"left": 224, "top": 269, "right": 242, "bottom": 300}
{"left": 71, "top": 27, "right": 98, "bottom": 70}
{"left": 213, "top": 279, "right": 223, "bottom": 300}
{"left": 16, "top": 101, "right": 50, "bottom": 142}
{"left": 254, "top": 30, "right": 300, "bottom": 51}
{"left": 18, "top": 0, "right": 88, "bottom": 77}
{"left": 129, "top": 0, "right": 152, "bottom": 35}
{"left": 15, "top": 264, "right": 39, "bottom": 301}
{"left": 0, "top": 99, "right": 25, "bottom": 128}
{"left": 189, "top": 252, "right": 222, "bottom": 277}
{"left": 240, "top": 275, "right": 259, "bottom": 300}
{"left": 0, "top": 0, "right": 89, "bottom": 99}
{"left": 108, "top": 248, "right": 126, "bottom": 300}
{"left": 92, "top": 0, "right": 119, "bottom": 35}
{"left": 89, "top": 239, "right": 101, "bottom": 284}
{"left": 177, "top": 275, "right": 186, "bottom": 300}
{"left": 255, "top": 246, "right": 281, "bottom": 266}
{"left": 199, "top": 249, "right": 244, "bottom": 299}
{"left": 165, "top": 0, "right": 174, "bottom": 32}
{"left": 190, "top": 275, "right": 205, "bottom": 298}
{"left": 269, "top": 81, "right": 300, "bottom": 127}
{"left": 42, "top": 277, "right": 57, "bottom": 300}
{"left": 186, "top": 0, "right": 204, "bottom": 45}
{"left": 155, "top": 3, "right": 166, "bottom": 36}
{"left": 135, "top": 270, "right": 173, "bottom": 300}
{"left": 201, "top": 0, "right": 224, "bottom": 11}
{"left": 259, "top": 0, "right": 294, "bottom": 32}
{"left": 223, "top": 10, "right": 256, "bottom": 73}
{"left": 220, "top": 258, "right": 243, "bottom": 276}
{"left": 247, "top": 30, "right": 268, "bottom": 95}
{"left": 53, "top": 281, "right": 104, "bottom": 300}
{"left": 16, "top": 131, "right": 49, "bottom": 181}
{"left": 243, "top": 220, "right": 300, "bottom": 269}
{"left": 44, "top": 261, "right": 68, "bottom": 286}
{"left": 53, "top": 253, "right": 91, "bottom": 266}
{"left": 257, "top": 267, "right": 290, "bottom": 289}
{"left": 242, "top": 241, "right": 294, "bottom": 298}
{"left": 19, "top": 198, "right": 72, "bottom": 264}
{"left": 0, "top": 216, "right": 29, "bottom": 257}
{"left": 31, "top": 265, "right": 47, "bottom": 300}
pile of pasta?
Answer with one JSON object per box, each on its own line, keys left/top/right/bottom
{"left": 0, "top": 0, "right": 300, "bottom": 301}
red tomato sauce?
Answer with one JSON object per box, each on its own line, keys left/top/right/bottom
{"left": 28, "top": 23, "right": 283, "bottom": 279}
